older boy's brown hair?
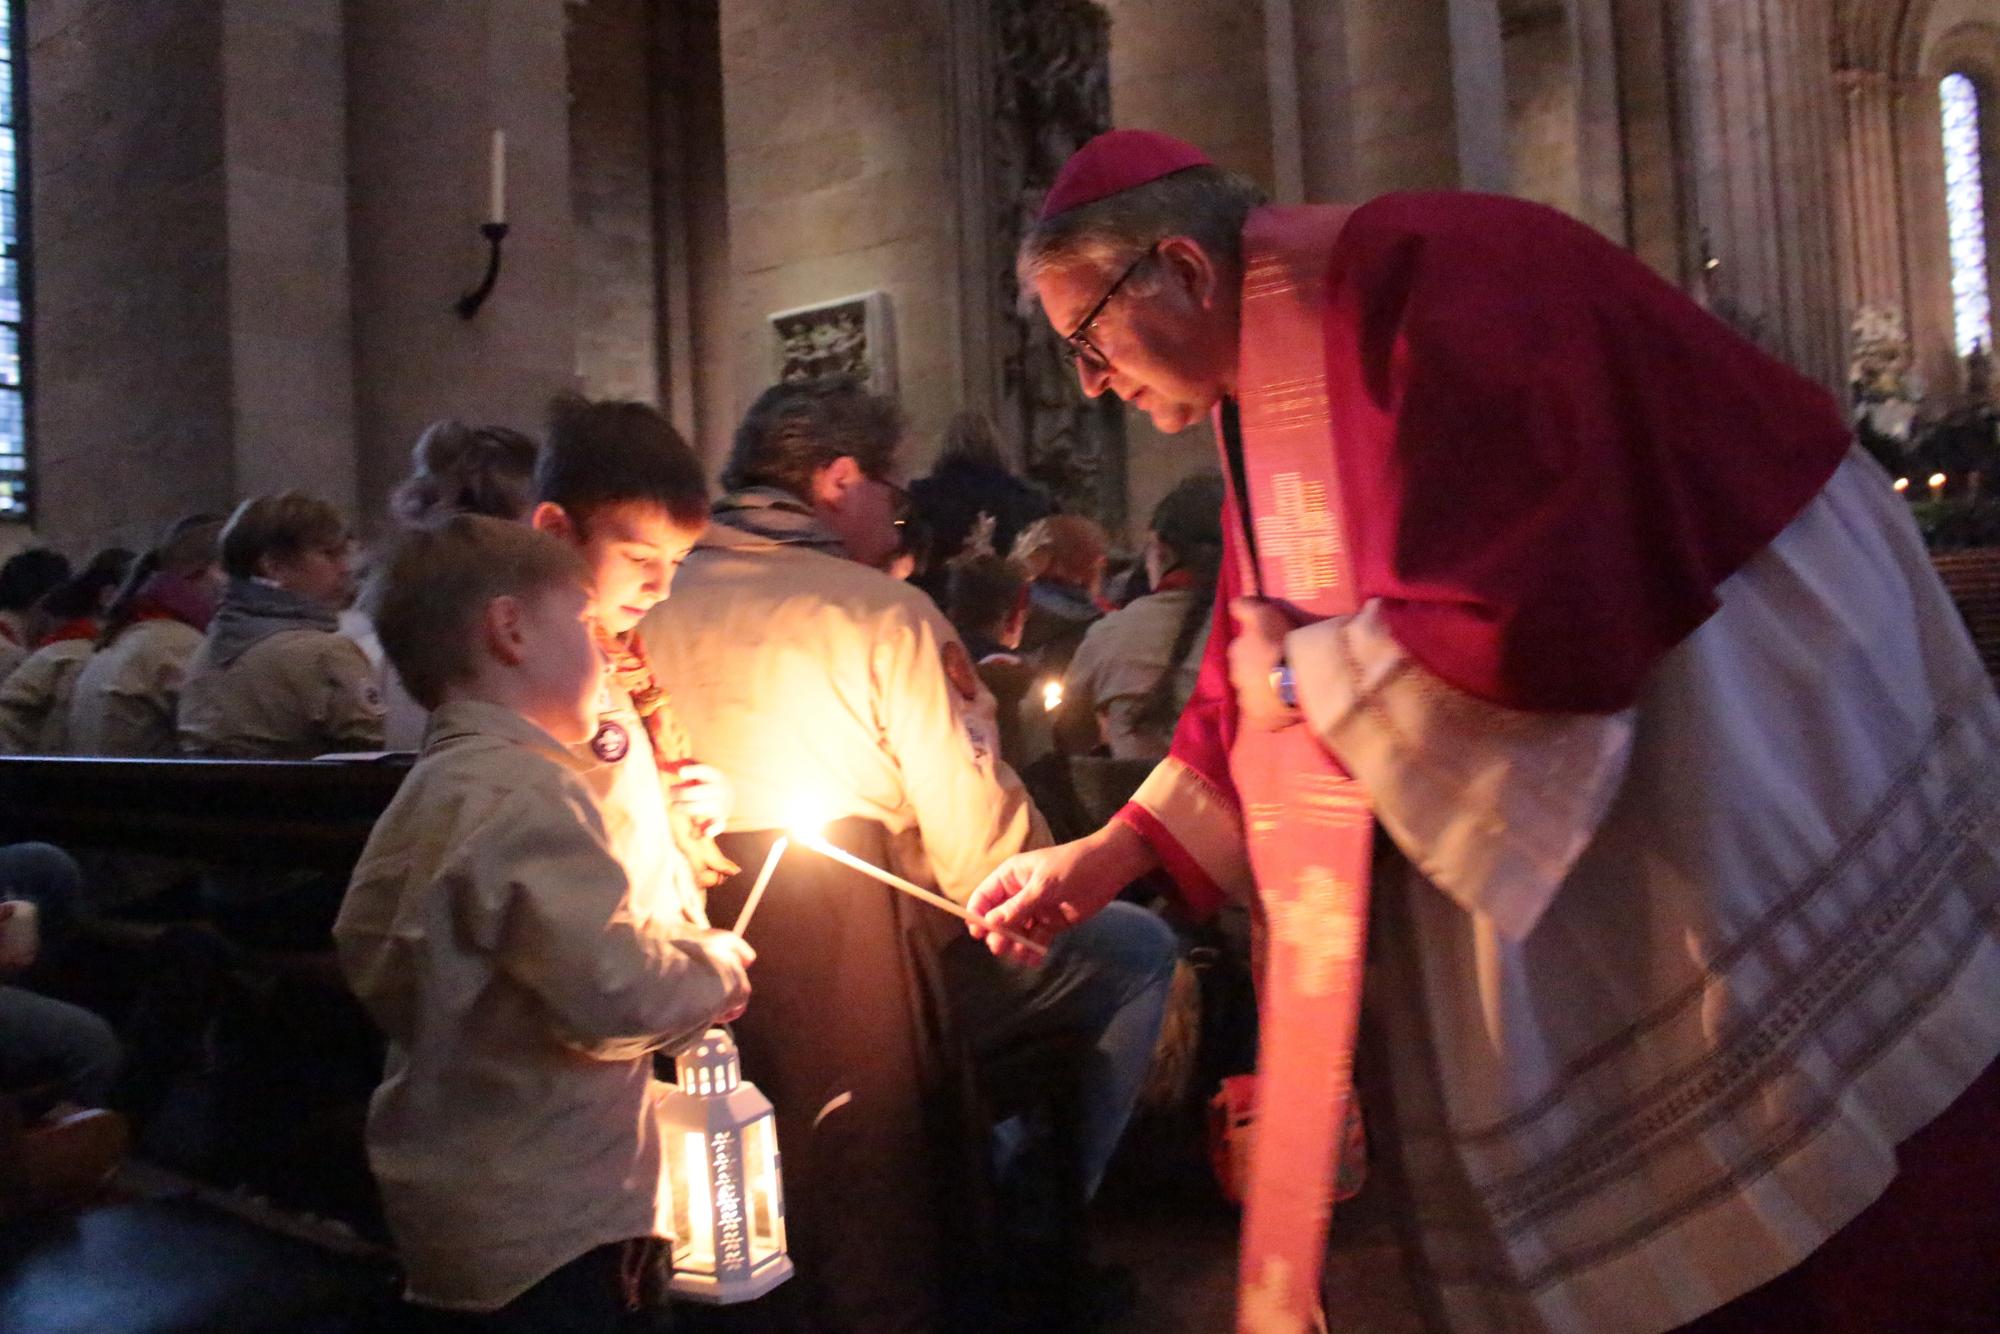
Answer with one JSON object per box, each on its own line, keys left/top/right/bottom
{"left": 220, "top": 492, "right": 349, "bottom": 580}
{"left": 365, "top": 515, "right": 591, "bottom": 710}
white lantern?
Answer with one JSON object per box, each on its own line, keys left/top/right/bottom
{"left": 661, "top": 1028, "right": 793, "bottom": 1303}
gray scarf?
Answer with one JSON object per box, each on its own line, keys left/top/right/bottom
{"left": 208, "top": 577, "right": 340, "bottom": 669}
{"left": 710, "top": 486, "right": 848, "bottom": 556}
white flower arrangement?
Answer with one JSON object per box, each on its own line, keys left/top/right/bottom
{"left": 1850, "top": 305, "right": 1922, "bottom": 443}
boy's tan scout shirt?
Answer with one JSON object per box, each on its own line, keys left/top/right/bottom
{"left": 334, "top": 699, "right": 732, "bottom": 1311}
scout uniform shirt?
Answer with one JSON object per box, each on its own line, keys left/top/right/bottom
{"left": 639, "top": 492, "right": 1047, "bottom": 904}
{"left": 0, "top": 638, "right": 95, "bottom": 754}
{"left": 574, "top": 676, "right": 709, "bottom": 933}
{"left": 178, "top": 580, "right": 386, "bottom": 758}
{"left": 334, "top": 699, "right": 732, "bottom": 1312}
{"left": 67, "top": 619, "right": 205, "bottom": 756}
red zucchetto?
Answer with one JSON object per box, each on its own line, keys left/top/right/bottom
{"left": 1037, "top": 130, "right": 1213, "bottom": 221}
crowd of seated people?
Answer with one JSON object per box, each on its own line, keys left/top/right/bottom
{"left": 0, "top": 388, "right": 1234, "bottom": 1332}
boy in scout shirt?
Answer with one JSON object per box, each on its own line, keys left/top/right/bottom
{"left": 336, "top": 515, "right": 754, "bottom": 1329}
{"left": 68, "top": 514, "right": 226, "bottom": 759}
{"left": 529, "top": 395, "right": 737, "bottom": 908}
{"left": 178, "top": 492, "right": 384, "bottom": 759}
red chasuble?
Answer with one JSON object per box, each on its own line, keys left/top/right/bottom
{"left": 1115, "top": 193, "right": 1852, "bottom": 1329}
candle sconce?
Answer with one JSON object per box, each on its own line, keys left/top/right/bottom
{"left": 455, "top": 221, "right": 511, "bottom": 320}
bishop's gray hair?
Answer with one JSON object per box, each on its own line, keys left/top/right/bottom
{"left": 1015, "top": 164, "right": 1268, "bottom": 313}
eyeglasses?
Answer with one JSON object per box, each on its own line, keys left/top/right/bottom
{"left": 874, "top": 476, "right": 912, "bottom": 527}
{"left": 1062, "top": 243, "right": 1157, "bottom": 376}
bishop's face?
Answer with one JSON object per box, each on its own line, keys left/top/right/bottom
{"left": 1032, "top": 239, "right": 1239, "bottom": 435}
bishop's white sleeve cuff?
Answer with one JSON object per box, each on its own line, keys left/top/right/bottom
{"left": 1285, "top": 602, "right": 1635, "bottom": 939}
{"left": 1118, "top": 756, "right": 1256, "bottom": 918}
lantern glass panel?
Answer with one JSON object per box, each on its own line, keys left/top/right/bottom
{"left": 679, "top": 1130, "right": 715, "bottom": 1269}
{"left": 744, "top": 1116, "right": 779, "bottom": 1250}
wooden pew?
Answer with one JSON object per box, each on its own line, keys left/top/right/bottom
{"left": 0, "top": 754, "right": 413, "bottom": 1240}
{"left": 1934, "top": 548, "right": 2000, "bottom": 684}
{"left": 0, "top": 754, "right": 411, "bottom": 870}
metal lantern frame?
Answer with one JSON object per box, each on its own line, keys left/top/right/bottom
{"left": 661, "top": 1027, "right": 793, "bottom": 1304}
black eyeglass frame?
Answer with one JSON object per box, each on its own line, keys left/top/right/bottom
{"left": 1061, "top": 243, "right": 1158, "bottom": 375}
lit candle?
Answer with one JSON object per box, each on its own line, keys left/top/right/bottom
{"left": 488, "top": 128, "right": 507, "bottom": 225}
{"left": 1893, "top": 477, "right": 1910, "bottom": 494}
{"left": 731, "top": 835, "right": 788, "bottom": 936}
{"left": 1042, "top": 679, "right": 1064, "bottom": 713}
{"left": 794, "top": 831, "right": 1047, "bottom": 958}
{"left": 1929, "top": 471, "right": 1947, "bottom": 500}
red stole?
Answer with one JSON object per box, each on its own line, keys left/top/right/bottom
{"left": 1226, "top": 205, "right": 1368, "bottom": 1333}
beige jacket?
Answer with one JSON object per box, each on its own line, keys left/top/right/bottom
{"left": 639, "top": 518, "right": 1047, "bottom": 904}
{"left": 178, "top": 628, "right": 386, "bottom": 758}
{"left": 1066, "top": 587, "right": 1209, "bottom": 761}
{"left": 0, "top": 639, "right": 94, "bottom": 755}
{"left": 335, "top": 699, "right": 735, "bottom": 1311}
{"left": 66, "top": 619, "right": 204, "bottom": 756}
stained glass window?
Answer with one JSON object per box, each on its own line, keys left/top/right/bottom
{"left": 0, "top": 0, "right": 24, "bottom": 521}
{"left": 1941, "top": 72, "right": 1994, "bottom": 359}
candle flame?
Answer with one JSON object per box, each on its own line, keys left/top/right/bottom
{"left": 1929, "top": 472, "right": 1948, "bottom": 488}
{"left": 1042, "top": 679, "right": 1064, "bottom": 713}
{"left": 1893, "top": 477, "right": 1910, "bottom": 492}
{"left": 786, "top": 797, "right": 830, "bottom": 843}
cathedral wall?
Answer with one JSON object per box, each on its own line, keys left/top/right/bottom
{"left": 1095, "top": 0, "right": 1274, "bottom": 539}
{"left": 346, "top": 0, "right": 580, "bottom": 532}
{"left": 568, "top": 0, "right": 661, "bottom": 409}
{"left": 719, "top": 0, "right": 964, "bottom": 471}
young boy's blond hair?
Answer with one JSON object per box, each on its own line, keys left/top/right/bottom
{"left": 365, "top": 515, "right": 590, "bottom": 710}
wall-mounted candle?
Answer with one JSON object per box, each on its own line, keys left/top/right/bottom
{"left": 1929, "top": 471, "right": 1947, "bottom": 500}
{"left": 1041, "top": 679, "right": 1064, "bottom": 713}
{"left": 488, "top": 129, "right": 507, "bottom": 225}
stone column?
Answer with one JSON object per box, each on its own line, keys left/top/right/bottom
{"left": 26, "top": 0, "right": 359, "bottom": 550}
{"left": 1448, "top": 0, "right": 1512, "bottom": 192}
{"left": 1678, "top": 0, "right": 1845, "bottom": 387}
{"left": 653, "top": 0, "right": 733, "bottom": 466}
{"left": 219, "top": 0, "right": 357, "bottom": 512}
{"left": 1612, "top": 0, "right": 1695, "bottom": 283}
{"left": 1832, "top": 68, "right": 1912, "bottom": 344}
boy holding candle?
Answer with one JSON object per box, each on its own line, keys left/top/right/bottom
{"left": 529, "top": 394, "right": 740, "bottom": 900}
{"left": 335, "top": 516, "right": 755, "bottom": 1330}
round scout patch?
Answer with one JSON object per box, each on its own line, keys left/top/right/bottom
{"left": 590, "top": 720, "right": 631, "bottom": 763}
{"left": 940, "top": 639, "right": 980, "bottom": 703}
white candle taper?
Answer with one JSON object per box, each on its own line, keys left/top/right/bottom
{"left": 796, "top": 834, "right": 1046, "bottom": 957}
{"left": 488, "top": 129, "right": 507, "bottom": 225}
{"left": 732, "top": 835, "right": 788, "bottom": 936}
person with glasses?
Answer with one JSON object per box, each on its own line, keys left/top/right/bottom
{"left": 638, "top": 375, "right": 1175, "bottom": 1332}
{"left": 967, "top": 129, "right": 2000, "bottom": 1332}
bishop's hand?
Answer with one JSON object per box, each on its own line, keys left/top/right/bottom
{"left": 968, "top": 821, "right": 1160, "bottom": 964}
{"left": 1228, "top": 597, "right": 1304, "bottom": 731}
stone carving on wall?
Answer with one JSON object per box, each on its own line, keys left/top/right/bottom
{"left": 768, "top": 291, "right": 896, "bottom": 395}
{"left": 990, "top": 0, "right": 1123, "bottom": 526}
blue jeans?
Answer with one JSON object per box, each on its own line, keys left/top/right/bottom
{"left": 948, "top": 900, "right": 1178, "bottom": 1196}
{"left": 1, "top": 842, "right": 120, "bottom": 1106}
